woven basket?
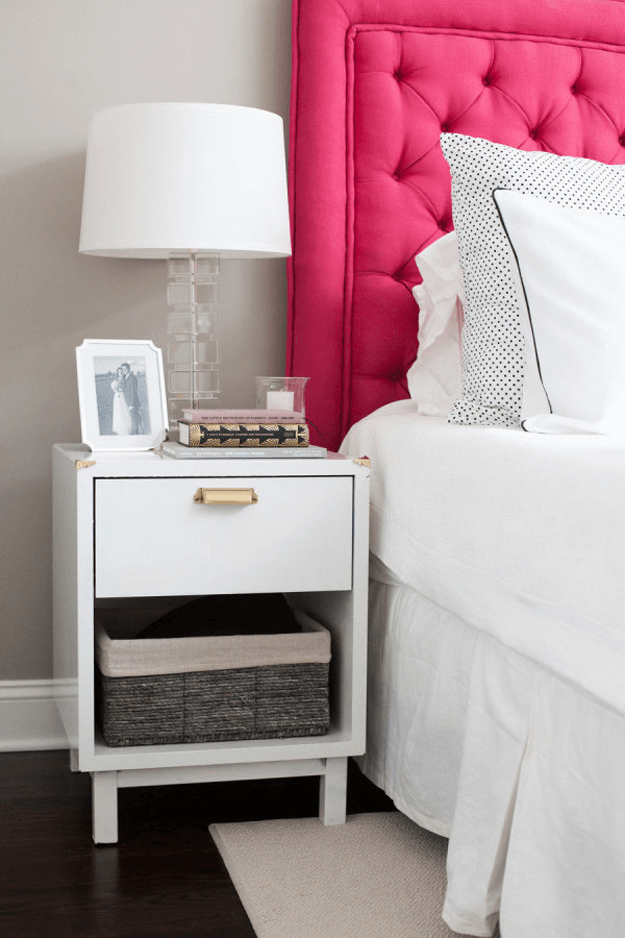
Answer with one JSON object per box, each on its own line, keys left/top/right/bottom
{"left": 95, "top": 606, "right": 330, "bottom": 747}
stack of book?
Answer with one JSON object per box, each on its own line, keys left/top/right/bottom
{"left": 162, "top": 409, "right": 327, "bottom": 459}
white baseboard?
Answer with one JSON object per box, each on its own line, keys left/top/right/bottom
{"left": 0, "top": 680, "right": 70, "bottom": 751}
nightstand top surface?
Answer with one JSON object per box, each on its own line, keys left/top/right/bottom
{"left": 53, "top": 443, "right": 370, "bottom": 479}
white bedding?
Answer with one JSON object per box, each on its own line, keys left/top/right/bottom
{"left": 341, "top": 401, "right": 625, "bottom": 936}
{"left": 341, "top": 399, "right": 625, "bottom": 716}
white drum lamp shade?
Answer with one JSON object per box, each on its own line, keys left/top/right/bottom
{"left": 78, "top": 102, "right": 291, "bottom": 259}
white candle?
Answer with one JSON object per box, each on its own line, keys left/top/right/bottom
{"left": 266, "top": 390, "right": 295, "bottom": 411}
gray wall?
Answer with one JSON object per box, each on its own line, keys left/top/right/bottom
{"left": 0, "top": 0, "right": 292, "bottom": 680}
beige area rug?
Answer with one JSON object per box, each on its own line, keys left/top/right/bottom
{"left": 210, "top": 811, "right": 496, "bottom": 938}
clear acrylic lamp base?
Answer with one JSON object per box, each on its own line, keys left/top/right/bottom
{"left": 166, "top": 252, "right": 220, "bottom": 425}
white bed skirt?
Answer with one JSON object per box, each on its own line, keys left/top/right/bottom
{"left": 361, "top": 574, "right": 625, "bottom": 938}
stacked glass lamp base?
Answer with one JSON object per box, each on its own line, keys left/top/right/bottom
{"left": 166, "top": 252, "right": 220, "bottom": 425}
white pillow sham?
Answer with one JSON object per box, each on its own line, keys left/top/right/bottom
{"left": 440, "top": 133, "right": 625, "bottom": 427}
{"left": 409, "top": 232, "right": 464, "bottom": 416}
{"left": 493, "top": 188, "right": 625, "bottom": 437}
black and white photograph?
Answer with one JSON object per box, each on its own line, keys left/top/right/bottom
{"left": 76, "top": 339, "right": 168, "bottom": 451}
{"left": 94, "top": 355, "right": 150, "bottom": 437}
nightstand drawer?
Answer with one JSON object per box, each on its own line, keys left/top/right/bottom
{"left": 94, "top": 475, "right": 353, "bottom": 597}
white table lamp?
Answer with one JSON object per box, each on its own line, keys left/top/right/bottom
{"left": 79, "top": 102, "right": 291, "bottom": 422}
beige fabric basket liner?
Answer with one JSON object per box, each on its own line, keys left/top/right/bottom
{"left": 95, "top": 608, "right": 330, "bottom": 678}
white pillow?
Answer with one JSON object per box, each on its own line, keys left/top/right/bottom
{"left": 493, "top": 188, "right": 625, "bottom": 437}
{"left": 440, "top": 133, "right": 625, "bottom": 426}
{"left": 408, "top": 232, "right": 464, "bottom": 416}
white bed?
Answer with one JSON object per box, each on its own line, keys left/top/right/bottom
{"left": 341, "top": 403, "right": 625, "bottom": 937}
{"left": 288, "top": 1, "right": 625, "bottom": 934}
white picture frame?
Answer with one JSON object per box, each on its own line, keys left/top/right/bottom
{"left": 76, "top": 339, "right": 168, "bottom": 451}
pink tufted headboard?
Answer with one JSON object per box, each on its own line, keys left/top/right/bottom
{"left": 287, "top": 0, "right": 625, "bottom": 451}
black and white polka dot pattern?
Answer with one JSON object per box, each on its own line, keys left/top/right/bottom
{"left": 440, "top": 133, "right": 625, "bottom": 426}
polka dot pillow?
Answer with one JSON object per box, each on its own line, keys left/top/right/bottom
{"left": 440, "top": 134, "right": 625, "bottom": 426}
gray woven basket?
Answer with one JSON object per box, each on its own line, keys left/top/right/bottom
{"left": 95, "top": 608, "right": 331, "bottom": 747}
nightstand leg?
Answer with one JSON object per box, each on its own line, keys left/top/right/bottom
{"left": 92, "top": 771, "right": 119, "bottom": 844}
{"left": 319, "top": 756, "right": 348, "bottom": 825}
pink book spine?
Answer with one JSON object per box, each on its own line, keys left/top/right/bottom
{"left": 182, "top": 409, "right": 304, "bottom": 423}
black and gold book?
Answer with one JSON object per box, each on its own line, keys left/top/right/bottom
{"left": 178, "top": 421, "right": 310, "bottom": 447}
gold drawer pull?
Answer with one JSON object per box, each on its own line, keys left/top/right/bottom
{"left": 193, "top": 487, "right": 258, "bottom": 506}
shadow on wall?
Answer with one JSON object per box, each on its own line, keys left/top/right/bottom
{"left": 0, "top": 151, "right": 165, "bottom": 680}
{"left": 0, "top": 151, "right": 164, "bottom": 355}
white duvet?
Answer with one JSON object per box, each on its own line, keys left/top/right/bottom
{"left": 342, "top": 400, "right": 625, "bottom": 716}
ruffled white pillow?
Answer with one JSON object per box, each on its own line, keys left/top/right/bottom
{"left": 408, "top": 232, "right": 464, "bottom": 416}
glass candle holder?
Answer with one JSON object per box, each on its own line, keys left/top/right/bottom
{"left": 255, "top": 376, "right": 309, "bottom": 418}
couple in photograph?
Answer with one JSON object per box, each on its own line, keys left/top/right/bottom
{"left": 111, "top": 362, "right": 143, "bottom": 435}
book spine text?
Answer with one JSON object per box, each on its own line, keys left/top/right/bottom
{"left": 180, "top": 423, "right": 310, "bottom": 447}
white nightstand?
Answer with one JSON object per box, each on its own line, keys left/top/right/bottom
{"left": 52, "top": 445, "right": 370, "bottom": 843}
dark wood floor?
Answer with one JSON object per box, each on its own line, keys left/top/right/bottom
{"left": 0, "top": 750, "right": 395, "bottom": 937}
